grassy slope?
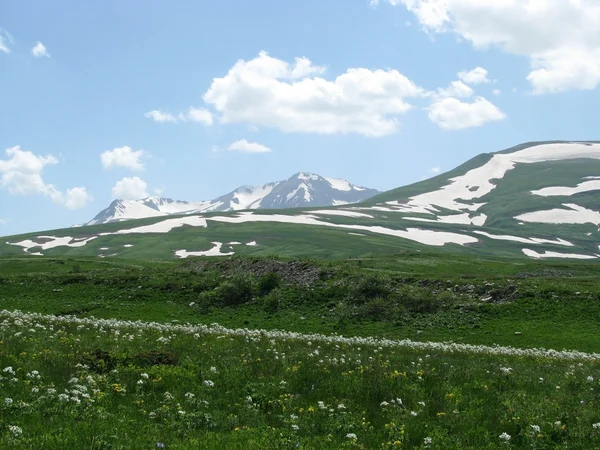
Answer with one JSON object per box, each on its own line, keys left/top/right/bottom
{"left": 2, "top": 253, "right": 600, "bottom": 352}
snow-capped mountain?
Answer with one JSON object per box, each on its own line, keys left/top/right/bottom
{"left": 86, "top": 172, "right": 380, "bottom": 226}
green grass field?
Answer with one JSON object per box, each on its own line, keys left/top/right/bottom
{"left": 2, "top": 253, "right": 600, "bottom": 448}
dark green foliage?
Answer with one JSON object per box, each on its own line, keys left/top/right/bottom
{"left": 217, "top": 275, "right": 254, "bottom": 306}
{"left": 80, "top": 348, "right": 117, "bottom": 374}
{"left": 134, "top": 350, "right": 178, "bottom": 367}
{"left": 257, "top": 272, "right": 280, "bottom": 296}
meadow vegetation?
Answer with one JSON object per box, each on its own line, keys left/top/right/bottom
{"left": 2, "top": 253, "right": 600, "bottom": 448}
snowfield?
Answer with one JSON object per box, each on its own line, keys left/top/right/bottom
{"left": 521, "top": 249, "right": 597, "bottom": 260}
{"left": 515, "top": 203, "right": 600, "bottom": 225}
{"left": 531, "top": 179, "right": 600, "bottom": 197}
{"left": 473, "top": 231, "right": 574, "bottom": 246}
{"left": 175, "top": 242, "right": 235, "bottom": 258}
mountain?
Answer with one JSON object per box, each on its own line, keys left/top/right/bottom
{"left": 86, "top": 172, "right": 380, "bottom": 225}
{"left": 3, "top": 141, "right": 600, "bottom": 261}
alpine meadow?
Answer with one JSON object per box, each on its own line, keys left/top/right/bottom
{"left": 2, "top": 1, "right": 600, "bottom": 449}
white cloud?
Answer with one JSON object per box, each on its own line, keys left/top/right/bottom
{"left": 31, "top": 41, "right": 50, "bottom": 58}
{"left": 101, "top": 146, "right": 145, "bottom": 171}
{"left": 145, "top": 110, "right": 177, "bottom": 123}
{"left": 225, "top": 139, "right": 272, "bottom": 154}
{"left": 428, "top": 96, "right": 505, "bottom": 130}
{"left": 111, "top": 177, "right": 148, "bottom": 200}
{"left": 180, "top": 107, "right": 213, "bottom": 126}
{"left": 378, "top": 0, "right": 600, "bottom": 94}
{"left": 458, "top": 67, "right": 490, "bottom": 85}
{"left": 0, "top": 218, "right": 7, "bottom": 225}
{"left": 430, "top": 167, "right": 441, "bottom": 174}
{"left": 0, "top": 29, "right": 13, "bottom": 54}
{"left": 202, "top": 50, "right": 426, "bottom": 137}
{"left": 0, "top": 146, "right": 90, "bottom": 209}
{"left": 492, "top": 89, "right": 501, "bottom": 96}
{"left": 64, "top": 187, "right": 92, "bottom": 210}
{"left": 437, "top": 80, "right": 473, "bottom": 98}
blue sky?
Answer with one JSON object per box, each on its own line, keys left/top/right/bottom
{"left": 1, "top": 0, "right": 599, "bottom": 236}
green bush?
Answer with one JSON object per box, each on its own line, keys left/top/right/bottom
{"left": 257, "top": 272, "right": 280, "bottom": 296}
{"left": 218, "top": 275, "right": 254, "bottom": 306}
{"left": 259, "top": 290, "right": 280, "bottom": 314}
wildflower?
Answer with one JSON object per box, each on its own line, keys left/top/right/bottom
{"left": 593, "top": 423, "right": 600, "bottom": 429}
{"left": 8, "top": 425, "right": 22, "bottom": 437}
{"left": 380, "top": 401, "right": 389, "bottom": 407}
{"left": 418, "top": 401, "right": 426, "bottom": 407}
{"left": 588, "top": 376, "right": 594, "bottom": 383}
{"left": 499, "top": 432, "right": 511, "bottom": 441}
{"left": 424, "top": 437, "right": 432, "bottom": 445}
{"left": 346, "top": 433, "right": 357, "bottom": 440}
{"left": 338, "top": 403, "right": 346, "bottom": 410}
{"left": 156, "top": 443, "right": 165, "bottom": 448}
{"left": 137, "top": 380, "right": 144, "bottom": 385}
{"left": 210, "top": 366, "right": 217, "bottom": 373}
{"left": 185, "top": 392, "right": 195, "bottom": 400}
{"left": 3, "top": 367, "right": 15, "bottom": 375}
{"left": 291, "top": 424, "right": 299, "bottom": 431}
{"left": 410, "top": 411, "right": 418, "bottom": 416}
{"left": 149, "top": 412, "right": 157, "bottom": 419}
{"left": 58, "top": 394, "right": 69, "bottom": 402}
{"left": 290, "top": 414, "right": 298, "bottom": 420}
{"left": 5, "top": 398, "right": 13, "bottom": 406}
{"left": 500, "top": 367, "right": 512, "bottom": 375}
{"left": 140, "top": 373, "right": 149, "bottom": 379}
{"left": 318, "top": 401, "right": 326, "bottom": 409}
{"left": 531, "top": 425, "right": 541, "bottom": 433}
{"left": 31, "top": 387, "right": 39, "bottom": 394}
{"left": 203, "top": 380, "right": 214, "bottom": 388}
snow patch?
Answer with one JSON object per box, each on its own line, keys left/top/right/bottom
{"left": 531, "top": 180, "right": 600, "bottom": 197}
{"left": 101, "top": 216, "right": 208, "bottom": 234}
{"left": 515, "top": 203, "right": 600, "bottom": 225}
{"left": 175, "top": 242, "right": 235, "bottom": 258}
{"left": 348, "top": 232, "right": 366, "bottom": 236}
{"left": 123, "top": 244, "right": 133, "bottom": 248}
{"left": 100, "top": 247, "right": 109, "bottom": 251}
{"left": 246, "top": 241, "right": 258, "bottom": 246}
{"left": 522, "top": 249, "right": 597, "bottom": 260}
{"left": 7, "top": 236, "right": 98, "bottom": 253}
{"left": 332, "top": 200, "right": 350, "bottom": 206}
{"left": 404, "top": 213, "right": 487, "bottom": 226}
{"left": 310, "top": 210, "right": 374, "bottom": 219}
{"left": 323, "top": 176, "right": 352, "bottom": 191}
{"left": 474, "top": 231, "right": 574, "bottom": 246}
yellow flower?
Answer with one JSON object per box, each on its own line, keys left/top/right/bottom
{"left": 436, "top": 412, "right": 446, "bottom": 417}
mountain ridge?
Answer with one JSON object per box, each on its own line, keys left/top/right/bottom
{"left": 3, "top": 141, "right": 600, "bottom": 261}
{"left": 86, "top": 172, "right": 380, "bottom": 226}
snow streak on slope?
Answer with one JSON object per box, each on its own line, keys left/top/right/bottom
{"left": 175, "top": 242, "right": 235, "bottom": 258}
{"left": 521, "top": 249, "right": 597, "bottom": 260}
{"left": 473, "top": 231, "right": 574, "bottom": 246}
{"left": 531, "top": 180, "right": 600, "bottom": 197}
{"left": 515, "top": 204, "right": 600, "bottom": 225}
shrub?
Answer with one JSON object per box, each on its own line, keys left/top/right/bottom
{"left": 218, "top": 275, "right": 254, "bottom": 306}
{"left": 260, "top": 290, "right": 280, "bottom": 314}
{"left": 257, "top": 272, "right": 280, "bottom": 296}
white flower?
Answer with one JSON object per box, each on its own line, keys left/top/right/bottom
{"left": 380, "top": 401, "right": 389, "bottom": 407}
{"left": 346, "top": 433, "right": 357, "bottom": 440}
{"left": 8, "top": 425, "right": 22, "bottom": 437}
{"left": 210, "top": 366, "right": 217, "bottom": 373}
{"left": 410, "top": 411, "right": 418, "bottom": 416}
{"left": 4, "top": 398, "right": 13, "bottom": 406}
{"left": 291, "top": 424, "right": 299, "bottom": 431}
{"left": 137, "top": 380, "right": 144, "bottom": 385}
{"left": 3, "top": 367, "right": 15, "bottom": 375}
{"left": 593, "top": 422, "right": 600, "bottom": 429}
{"left": 290, "top": 414, "right": 298, "bottom": 420}
{"left": 554, "top": 421, "right": 562, "bottom": 427}
{"left": 31, "top": 387, "right": 39, "bottom": 394}
{"left": 418, "top": 401, "right": 426, "bottom": 406}
{"left": 203, "top": 380, "right": 214, "bottom": 388}
{"left": 499, "top": 432, "right": 511, "bottom": 441}
{"left": 318, "top": 401, "right": 326, "bottom": 409}
{"left": 588, "top": 376, "right": 594, "bottom": 383}
{"left": 500, "top": 367, "right": 512, "bottom": 375}
{"left": 424, "top": 437, "right": 432, "bottom": 445}
{"left": 338, "top": 403, "right": 346, "bottom": 410}
{"left": 531, "top": 425, "right": 540, "bottom": 433}
{"left": 185, "top": 392, "right": 195, "bottom": 399}
{"left": 140, "top": 373, "right": 149, "bottom": 379}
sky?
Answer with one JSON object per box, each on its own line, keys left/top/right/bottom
{"left": 1, "top": 0, "right": 600, "bottom": 236}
